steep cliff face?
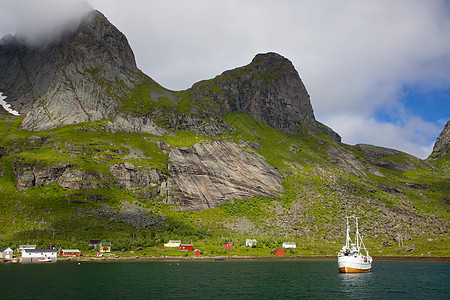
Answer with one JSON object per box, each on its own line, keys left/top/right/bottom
{"left": 0, "top": 10, "right": 147, "bottom": 131}
{"left": 429, "top": 120, "right": 449, "bottom": 159}
{"left": 188, "top": 52, "right": 341, "bottom": 142}
{"left": 166, "top": 141, "right": 284, "bottom": 211}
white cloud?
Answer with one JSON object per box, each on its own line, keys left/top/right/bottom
{"left": 0, "top": 0, "right": 91, "bottom": 45}
{"left": 326, "top": 114, "right": 439, "bottom": 159}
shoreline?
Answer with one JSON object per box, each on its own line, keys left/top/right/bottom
{"left": 56, "top": 255, "right": 450, "bottom": 263}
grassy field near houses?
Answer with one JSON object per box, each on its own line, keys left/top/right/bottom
{"left": 0, "top": 112, "right": 448, "bottom": 259}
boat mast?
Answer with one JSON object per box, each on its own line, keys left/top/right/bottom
{"left": 355, "top": 217, "right": 360, "bottom": 249}
{"left": 345, "top": 216, "right": 350, "bottom": 249}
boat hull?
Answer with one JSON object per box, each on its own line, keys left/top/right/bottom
{"left": 339, "top": 266, "right": 371, "bottom": 273}
{"left": 338, "top": 256, "right": 371, "bottom": 273}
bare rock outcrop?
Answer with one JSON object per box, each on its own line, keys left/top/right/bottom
{"left": 166, "top": 140, "right": 284, "bottom": 211}
{"left": 14, "top": 162, "right": 103, "bottom": 190}
{"left": 429, "top": 120, "right": 449, "bottom": 159}
{"left": 108, "top": 162, "right": 166, "bottom": 190}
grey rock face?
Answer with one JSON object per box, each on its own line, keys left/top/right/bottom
{"left": 108, "top": 162, "right": 166, "bottom": 190}
{"left": 166, "top": 140, "right": 284, "bottom": 211}
{"left": 13, "top": 162, "right": 103, "bottom": 190}
{"left": 356, "top": 144, "right": 422, "bottom": 171}
{"left": 0, "top": 10, "right": 146, "bottom": 131}
{"left": 189, "top": 52, "right": 341, "bottom": 142}
{"left": 429, "top": 120, "right": 449, "bottom": 159}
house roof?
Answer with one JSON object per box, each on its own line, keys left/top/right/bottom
{"left": 24, "top": 249, "right": 56, "bottom": 253}
{"left": 0, "top": 247, "right": 13, "bottom": 252}
{"left": 19, "top": 245, "right": 36, "bottom": 249}
{"left": 180, "top": 244, "right": 194, "bottom": 246}
{"left": 89, "top": 240, "right": 101, "bottom": 244}
{"left": 100, "top": 242, "right": 112, "bottom": 246}
{"left": 61, "top": 249, "right": 81, "bottom": 252}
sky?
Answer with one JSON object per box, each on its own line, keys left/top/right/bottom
{"left": 0, "top": 0, "right": 449, "bottom": 158}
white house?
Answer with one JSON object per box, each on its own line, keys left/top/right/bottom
{"left": 246, "top": 239, "right": 257, "bottom": 247}
{"left": 164, "top": 240, "right": 182, "bottom": 248}
{"left": 0, "top": 247, "right": 14, "bottom": 259}
{"left": 21, "top": 249, "right": 58, "bottom": 262}
{"left": 282, "top": 242, "right": 297, "bottom": 249}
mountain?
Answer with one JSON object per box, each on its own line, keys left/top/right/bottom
{"left": 0, "top": 10, "right": 448, "bottom": 255}
{"left": 429, "top": 120, "right": 449, "bottom": 159}
{"left": 0, "top": 10, "right": 147, "bottom": 131}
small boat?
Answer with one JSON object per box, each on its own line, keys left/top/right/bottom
{"left": 338, "top": 216, "right": 372, "bottom": 273}
{"left": 38, "top": 257, "right": 52, "bottom": 263}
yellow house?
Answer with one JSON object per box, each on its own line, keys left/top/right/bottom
{"left": 164, "top": 240, "right": 181, "bottom": 248}
{"left": 100, "top": 242, "right": 111, "bottom": 252}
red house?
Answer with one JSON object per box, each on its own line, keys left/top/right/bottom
{"left": 194, "top": 249, "right": 201, "bottom": 256}
{"left": 59, "top": 249, "right": 83, "bottom": 256}
{"left": 179, "top": 244, "right": 194, "bottom": 251}
{"left": 222, "top": 242, "right": 233, "bottom": 250}
{"left": 273, "top": 249, "right": 285, "bottom": 256}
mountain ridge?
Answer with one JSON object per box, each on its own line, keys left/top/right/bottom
{"left": 0, "top": 9, "right": 448, "bottom": 253}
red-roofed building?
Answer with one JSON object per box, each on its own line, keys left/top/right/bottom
{"left": 179, "top": 244, "right": 194, "bottom": 251}
{"left": 222, "top": 242, "right": 233, "bottom": 250}
{"left": 273, "top": 248, "right": 285, "bottom": 256}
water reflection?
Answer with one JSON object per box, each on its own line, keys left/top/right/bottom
{"left": 337, "top": 272, "right": 375, "bottom": 297}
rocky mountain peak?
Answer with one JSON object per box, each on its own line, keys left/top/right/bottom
{"left": 429, "top": 120, "right": 450, "bottom": 159}
{"left": 189, "top": 52, "right": 340, "bottom": 142}
{"left": 0, "top": 9, "right": 145, "bottom": 131}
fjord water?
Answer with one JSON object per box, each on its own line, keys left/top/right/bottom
{"left": 2, "top": 260, "right": 448, "bottom": 299}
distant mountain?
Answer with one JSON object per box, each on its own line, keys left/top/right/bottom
{"left": 0, "top": 9, "right": 448, "bottom": 249}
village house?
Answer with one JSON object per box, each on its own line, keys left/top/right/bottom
{"left": 0, "top": 247, "right": 14, "bottom": 259}
{"left": 164, "top": 240, "right": 182, "bottom": 248}
{"left": 194, "top": 249, "right": 201, "bottom": 256}
{"left": 59, "top": 249, "right": 83, "bottom": 256}
{"left": 179, "top": 244, "right": 194, "bottom": 251}
{"left": 222, "top": 242, "right": 233, "bottom": 250}
{"left": 100, "top": 242, "right": 112, "bottom": 253}
{"left": 273, "top": 249, "right": 285, "bottom": 256}
{"left": 89, "top": 240, "right": 101, "bottom": 249}
{"left": 246, "top": 239, "right": 257, "bottom": 247}
{"left": 21, "top": 249, "right": 58, "bottom": 262}
{"left": 282, "top": 242, "right": 297, "bottom": 249}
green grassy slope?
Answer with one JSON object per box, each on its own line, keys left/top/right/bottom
{"left": 0, "top": 109, "right": 448, "bottom": 257}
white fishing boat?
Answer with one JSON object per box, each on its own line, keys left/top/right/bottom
{"left": 38, "top": 256, "right": 52, "bottom": 263}
{"left": 338, "top": 216, "right": 372, "bottom": 273}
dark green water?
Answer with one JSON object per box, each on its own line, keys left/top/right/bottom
{"left": 1, "top": 259, "right": 448, "bottom": 299}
